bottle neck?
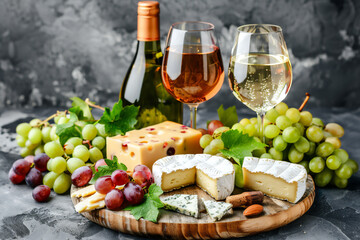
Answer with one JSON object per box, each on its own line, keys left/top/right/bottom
{"left": 136, "top": 40, "right": 162, "bottom": 55}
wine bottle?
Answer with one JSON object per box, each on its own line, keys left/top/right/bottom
{"left": 120, "top": 1, "right": 183, "bottom": 128}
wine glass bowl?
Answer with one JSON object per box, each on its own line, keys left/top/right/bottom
{"left": 162, "top": 21, "right": 224, "bottom": 128}
{"left": 228, "top": 24, "right": 292, "bottom": 141}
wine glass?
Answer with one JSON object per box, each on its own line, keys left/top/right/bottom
{"left": 228, "top": 24, "right": 292, "bottom": 142}
{"left": 162, "top": 21, "right": 224, "bottom": 129}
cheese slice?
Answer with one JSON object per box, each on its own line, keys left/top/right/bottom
{"left": 242, "top": 157, "right": 307, "bottom": 203}
{"left": 71, "top": 185, "right": 96, "bottom": 198}
{"left": 202, "top": 199, "right": 233, "bottom": 221}
{"left": 75, "top": 198, "right": 106, "bottom": 213}
{"left": 161, "top": 194, "right": 199, "bottom": 218}
{"left": 153, "top": 154, "right": 235, "bottom": 200}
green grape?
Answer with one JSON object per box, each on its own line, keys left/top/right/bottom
{"left": 309, "top": 157, "right": 325, "bottom": 173}
{"left": 26, "top": 140, "right": 39, "bottom": 150}
{"left": 95, "top": 123, "right": 107, "bottom": 137}
{"left": 333, "top": 149, "right": 349, "bottom": 163}
{"left": 275, "top": 115, "right": 292, "bottom": 130}
{"left": 16, "top": 123, "right": 32, "bottom": 138}
{"left": 233, "top": 164, "right": 244, "bottom": 188}
{"left": 275, "top": 102, "right": 288, "bottom": 115}
{"left": 231, "top": 123, "right": 244, "bottom": 133}
{"left": 311, "top": 118, "right": 324, "bottom": 128}
{"left": 305, "top": 141, "right": 316, "bottom": 156}
{"left": 77, "top": 121, "right": 90, "bottom": 129}
{"left": 34, "top": 145, "right": 44, "bottom": 155}
{"left": 252, "top": 147, "right": 266, "bottom": 158}
{"left": 57, "top": 117, "right": 70, "bottom": 125}
{"left": 298, "top": 160, "right": 310, "bottom": 173}
{"left": 315, "top": 168, "right": 333, "bottom": 187}
{"left": 64, "top": 142, "right": 74, "bottom": 155}
{"left": 210, "top": 139, "right": 225, "bottom": 150}
{"left": 20, "top": 147, "right": 34, "bottom": 157}
{"left": 203, "top": 145, "right": 218, "bottom": 155}
{"left": 288, "top": 145, "right": 304, "bottom": 163}
{"left": 265, "top": 108, "right": 279, "bottom": 123}
{"left": 316, "top": 142, "right": 334, "bottom": 157}
{"left": 264, "top": 117, "right": 271, "bottom": 126}
{"left": 326, "top": 155, "right": 341, "bottom": 170}
{"left": 29, "top": 118, "right": 42, "bottom": 127}
{"left": 28, "top": 128, "right": 42, "bottom": 144}
{"left": 250, "top": 118, "right": 258, "bottom": 125}
{"left": 335, "top": 164, "right": 352, "bottom": 179}
{"left": 41, "top": 126, "right": 52, "bottom": 143}
{"left": 67, "top": 157, "right": 86, "bottom": 173}
{"left": 294, "top": 137, "right": 310, "bottom": 153}
{"left": 273, "top": 135, "right": 287, "bottom": 151}
{"left": 82, "top": 124, "right": 98, "bottom": 141}
{"left": 73, "top": 145, "right": 90, "bottom": 162}
{"left": 244, "top": 124, "right": 256, "bottom": 137}
{"left": 282, "top": 127, "right": 301, "bottom": 143}
{"left": 344, "top": 159, "right": 359, "bottom": 173}
{"left": 333, "top": 175, "right": 348, "bottom": 188}
{"left": 239, "top": 118, "right": 251, "bottom": 126}
{"left": 89, "top": 147, "right": 104, "bottom": 163}
{"left": 200, "top": 134, "right": 213, "bottom": 148}
{"left": 66, "top": 137, "right": 83, "bottom": 147}
{"left": 92, "top": 136, "right": 106, "bottom": 150}
{"left": 52, "top": 156, "right": 67, "bottom": 174}
{"left": 306, "top": 126, "right": 323, "bottom": 143}
{"left": 54, "top": 112, "right": 66, "bottom": 124}
{"left": 44, "top": 141, "right": 64, "bottom": 158}
{"left": 47, "top": 158, "right": 53, "bottom": 171}
{"left": 293, "top": 122, "right": 305, "bottom": 136}
{"left": 260, "top": 153, "right": 273, "bottom": 159}
{"left": 264, "top": 125, "right": 280, "bottom": 139}
{"left": 269, "top": 148, "right": 283, "bottom": 160}
{"left": 16, "top": 135, "right": 27, "bottom": 148}
{"left": 43, "top": 171, "right": 60, "bottom": 189}
{"left": 285, "top": 108, "right": 300, "bottom": 123}
{"left": 50, "top": 126, "right": 58, "bottom": 141}
{"left": 212, "top": 127, "right": 230, "bottom": 139}
{"left": 53, "top": 173, "right": 71, "bottom": 194}
{"left": 299, "top": 111, "right": 312, "bottom": 127}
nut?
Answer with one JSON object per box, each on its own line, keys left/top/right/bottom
{"left": 243, "top": 204, "right": 263, "bottom": 217}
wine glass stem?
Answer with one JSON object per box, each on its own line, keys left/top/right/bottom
{"left": 188, "top": 104, "right": 199, "bottom": 129}
{"left": 257, "top": 111, "right": 265, "bottom": 143}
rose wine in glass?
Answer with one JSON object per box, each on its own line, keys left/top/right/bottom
{"left": 228, "top": 24, "right": 292, "bottom": 142}
{"left": 162, "top": 22, "right": 224, "bottom": 128}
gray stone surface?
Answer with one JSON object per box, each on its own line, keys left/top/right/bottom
{"left": 0, "top": 0, "right": 359, "bottom": 109}
{"left": 0, "top": 107, "right": 359, "bottom": 239}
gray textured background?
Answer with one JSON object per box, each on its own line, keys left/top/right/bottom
{"left": 0, "top": 0, "right": 359, "bottom": 110}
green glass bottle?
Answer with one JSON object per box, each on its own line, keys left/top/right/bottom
{"left": 120, "top": 1, "right": 183, "bottom": 128}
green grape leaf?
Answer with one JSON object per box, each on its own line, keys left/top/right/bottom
{"left": 98, "top": 100, "right": 139, "bottom": 137}
{"left": 220, "top": 130, "right": 267, "bottom": 165}
{"left": 123, "top": 184, "right": 164, "bottom": 223}
{"left": 69, "top": 97, "right": 94, "bottom": 121}
{"left": 217, "top": 105, "right": 239, "bottom": 127}
{"left": 89, "top": 156, "right": 127, "bottom": 184}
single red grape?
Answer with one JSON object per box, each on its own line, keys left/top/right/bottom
{"left": 95, "top": 159, "right": 107, "bottom": 172}
{"left": 207, "top": 120, "right": 224, "bottom": 135}
{"left": 25, "top": 168, "right": 43, "bottom": 188}
{"left": 132, "top": 170, "right": 151, "bottom": 188}
{"left": 24, "top": 155, "right": 34, "bottom": 164}
{"left": 111, "top": 170, "right": 129, "bottom": 186}
{"left": 32, "top": 185, "right": 51, "bottom": 202}
{"left": 34, "top": 153, "right": 50, "bottom": 172}
{"left": 71, "top": 166, "right": 93, "bottom": 187}
{"left": 9, "top": 168, "right": 25, "bottom": 184}
{"left": 105, "top": 189, "right": 125, "bottom": 210}
{"left": 123, "top": 182, "right": 144, "bottom": 205}
{"left": 134, "top": 165, "right": 152, "bottom": 179}
{"left": 13, "top": 159, "right": 32, "bottom": 176}
{"left": 95, "top": 176, "right": 115, "bottom": 194}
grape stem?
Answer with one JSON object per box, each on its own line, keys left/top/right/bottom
{"left": 36, "top": 110, "right": 67, "bottom": 127}
{"left": 298, "top": 93, "right": 310, "bottom": 112}
{"left": 82, "top": 140, "right": 93, "bottom": 149}
{"left": 85, "top": 98, "right": 105, "bottom": 111}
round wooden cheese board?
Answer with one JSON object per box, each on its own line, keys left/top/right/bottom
{"left": 71, "top": 175, "right": 315, "bottom": 239}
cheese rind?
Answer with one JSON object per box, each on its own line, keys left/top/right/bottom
{"left": 153, "top": 154, "right": 235, "bottom": 200}
{"left": 106, "top": 121, "right": 203, "bottom": 171}
{"left": 202, "top": 198, "right": 233, "bottom": 221}
{"left": 242, "top": 157, "right": 307, "bottom": 203}
{"left": 161, "top": 194, "right": 199, "bottom": 218}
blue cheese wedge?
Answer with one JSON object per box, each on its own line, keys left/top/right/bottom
{"left": 161, "top": 194, "right": 199, "bottom": 218}
{"left": 202, "top": 198, "right": 233, "bottom": 221}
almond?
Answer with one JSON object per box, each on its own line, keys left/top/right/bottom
{"left": 243, "top": 204, "right": 263, "bottom": 217}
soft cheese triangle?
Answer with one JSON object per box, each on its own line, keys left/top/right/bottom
{"left": 242, "top": 157, "right": 307, "bottom": 203}
{"left": 153, "top": 154, "right": 235, "bottom": 200}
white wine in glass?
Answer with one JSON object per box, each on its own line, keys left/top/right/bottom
{"left": 228, "top": 24, "right": 292, "bottom": 142}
